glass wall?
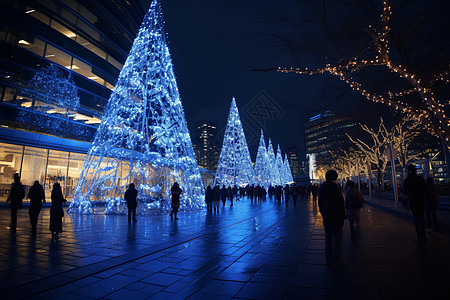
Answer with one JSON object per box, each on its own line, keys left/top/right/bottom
{"left": 0, "top": 143, "right": 24, "bottom": 201}
{"left": 20, "top": 146, "right": 48, "bottom": 193}
{"left": 0, "top": 142, "right": 87, "bottom": 202}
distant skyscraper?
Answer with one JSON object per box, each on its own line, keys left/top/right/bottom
{"left": 194, "top": 122, "right": 219, "bottom": 171}
{"left": 304, "top": 110, "right": 357, "bottom": 180}
{"left": 287, "top": 145, "right": 300, "bottom": 178}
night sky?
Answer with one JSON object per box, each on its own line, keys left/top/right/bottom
{"left": 159, "top": 0, "right": 450, "bottom": 159}
{"left": 160, "top": 0, "right": 327, "bottom": 159}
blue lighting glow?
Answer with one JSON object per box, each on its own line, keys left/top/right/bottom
{"left": 254, "top": 129, "right": 271, "bottom": 187}
{"left": 69, "top": 0, "right": 204, "bottom": 214}
{"left": 214, "top": 98, "right": 256, "bottom": 187}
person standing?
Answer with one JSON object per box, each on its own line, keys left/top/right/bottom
{"left": 284, "top": 184, "right": 290, "bottom": 207}
{"left": 425, "top": 177, "right": 439, "bottom": 231}
{"left": 28, "top": 180, "right": 45, "bottom": 233}
{"left": 292, "top": 185, "right": 298, "bottom": 208}
{"left": 404, "top": 165, "right": 427, "bottom": 242}
{"left": 344, "top": 180, "right": 364, "bottom": 241}
{"left": 318, "top": 170, "right": 346, "bottom": 266}
{"left": 220, "top": 185, "right": 227, "bottom": 207}
{"left": 170, "top": 182, "right": 182, "bottom": 220}
{"left": 125, "top": 183, "right": 138, "bottom": 223}
{"left": 213, "top": 185, "right": 221, "bottom": 213}
{"left": 6, "top": 173, "right": 25, "bottom": 230}
{"left": 49, "top": 183, "right": 65, "bottom": 241}
{"left": 205, "top": 186, "right": 213, "bottom": 213}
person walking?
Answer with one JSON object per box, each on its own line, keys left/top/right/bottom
{"left": 318, "top": 170, "right": 346, "bottom": 266}
{"left": 170, "top": 182, "right": 182, "bottom": 220}
{"left": 28, "top": 180, "right": 45, "bottom": 233}
{"left": 227, "top": 186, "right": 233, "bottom": 207}
{"left": 213, "top": 185, "right": 221, "bottom": 213}
{"left": 425, "top": 177, "right": 439, "bottom": 231}
{"left": 125, "top": 183, "right": 138, "bottom": 223}
{"left": 6, "top": 173, "right": 25, "bottom": 230}
{"left": 344, "top": 180, "right": 364, "bottom": 241}
{"left": 205, "top": 186, "right": 213, "bottom": 213}
{"left": 49, "top": 183, "right": 65, "bottom": 241}
{"left": 404, "top": 165, "right": 427, "bottom": 242}
{"left": 284, "top": 184, "right": 290, "bottom": 207}
{"left": 292, "top": 185, "right": 298, "bottom": 208}
{"left": 220, "top": 185, "right": 227, "bottom": 207}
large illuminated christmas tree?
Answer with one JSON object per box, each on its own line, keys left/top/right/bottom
{"left": 214, "top": 98, "right": 255, "bottom": 187}
{"left": 275, "top": 145, "right": 285, "bottom": 185}
{"left": 284, "top": 153, "right": 294, "bottom": 183}
{"left": 69, "top": 0, "right": 204, "bottom": 214}
{"left": 254, "top": 129, "right": 270, "bottom": 187}
{"left": 267, "top": 138, "right": 277, "bottom": 186}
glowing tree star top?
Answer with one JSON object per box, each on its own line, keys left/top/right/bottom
{"left": 69, "top": 0, "right": 204, "bottom": 213}
{"left": 214, "top": 98, "right": 255, "bottom": 187}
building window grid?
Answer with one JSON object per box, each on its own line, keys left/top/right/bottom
{"left": 24, "top": 5, "right": 122, "bottom": 89}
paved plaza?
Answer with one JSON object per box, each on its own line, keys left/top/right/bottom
{"left": 1, "top": 196, "right": 449, "bottom": 299}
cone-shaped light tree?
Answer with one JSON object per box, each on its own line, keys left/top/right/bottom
{"left": 214, "top": 98, "right": 255, "bottom": 187}
{"left": 275, "top": 145, "right": 285, "bottom": 185}
{"left": 284, "top": 153, "right": 294, "bottom": 183}
{"left": 267, "top": 138, "right": 278, "bottom": 186}
{"left": 254, "top": 129, "right": 270, "bottom": 187}
{"left": 69, "top": 0, "right": 204, "bottom": 214}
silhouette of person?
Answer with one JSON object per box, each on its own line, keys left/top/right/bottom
{"left": 220, "top": 185, "right": 227, "bottom": 207}
{"left": 49, "top": 182, "right": 65, "bottom": 241}
{"left": 170, "top": 182, "right": 182, "bottom": 220}
{"left": 125, "top": 183, "right": 138, "bottom": 223}
{"left": 205, "top": 186, "right": 213, "bottom": 213}
{"left": 292, "top": 185, "right": 298, "bottom": 208}
{"left": 6, "top": 173, "right": 25, "bottom": 230}
{"left": 284, "top": 184, "right": 290, "bottom": 207}
{"left": 404, "top": 164, "right": 427, "bottom": 242}
{"left": 28, "top": 180, "right": 45, "bottom": 233}
{"left": 318, "top": 170, "right": 346, "bottom": 266}
{"left": 344, "top": 180, "right": 364, "bottom": 241}
{"left": 213, "top": 185, "right": 220, "bottom": 213}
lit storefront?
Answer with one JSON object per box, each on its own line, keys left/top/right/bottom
{"left": 0, "top": 142, "right": 86, "bottom": 202}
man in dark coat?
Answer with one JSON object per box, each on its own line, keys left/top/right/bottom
{"left": 28, "top": 180, "right": 45, "bottom": 233}
{"left": 170, "top": 182, "right": 182, "bottom": 220}
{"left": 220, "top": 185, "right": 227, "bottom": 207}
{"left": 318, "top": 170, "right": 346, "bottom": 266}
{"left": 404, "top": 164, "right": 427, "bottom": 242}
{"left": 125, "top": 183, "right": 138, "bottom": 223}
{"left": 6, "top": 173, "right": 25, "bottom": 230}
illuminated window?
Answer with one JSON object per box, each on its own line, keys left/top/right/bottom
{"left": 45, "top": 44, "right": 72, "bottom": 69}
{"left": 50, "top": 19, "right": 77, "bottom": 39}
{"left": 26, "top": 6, "right": 51, "bottom": 25}
{"left": 17, "top": 37, "right": 45, "bottom": 57}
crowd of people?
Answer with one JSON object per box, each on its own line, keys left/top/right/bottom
{"left": 6, "top": 174, "right": 66, "bottom": 241}
{"left": 4, "top": 164, "right": 440, "bottom": 255}
{"left": 203, "top": 183, "right": 318, "bottom": 213}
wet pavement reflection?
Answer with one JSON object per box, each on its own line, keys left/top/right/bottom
{"left": 0, "top": 196, "right": 449, "bottom": 299}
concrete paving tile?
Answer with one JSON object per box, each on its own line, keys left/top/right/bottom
{"left": 104, "top": 288, "right": 148, "bottom": 300}
{"left": 140, "top": 273, "right": 184, "bottom": 286}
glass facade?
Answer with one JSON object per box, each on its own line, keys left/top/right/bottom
{"left": 0, "top": 142, "right": 87, "bottom": 202}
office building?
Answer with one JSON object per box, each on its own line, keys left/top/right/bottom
{"left": 193, "top": 122, "right": 220, "bottom": 172}
{"left": 287, "top": 145, "right": 300, "bottom": 178}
